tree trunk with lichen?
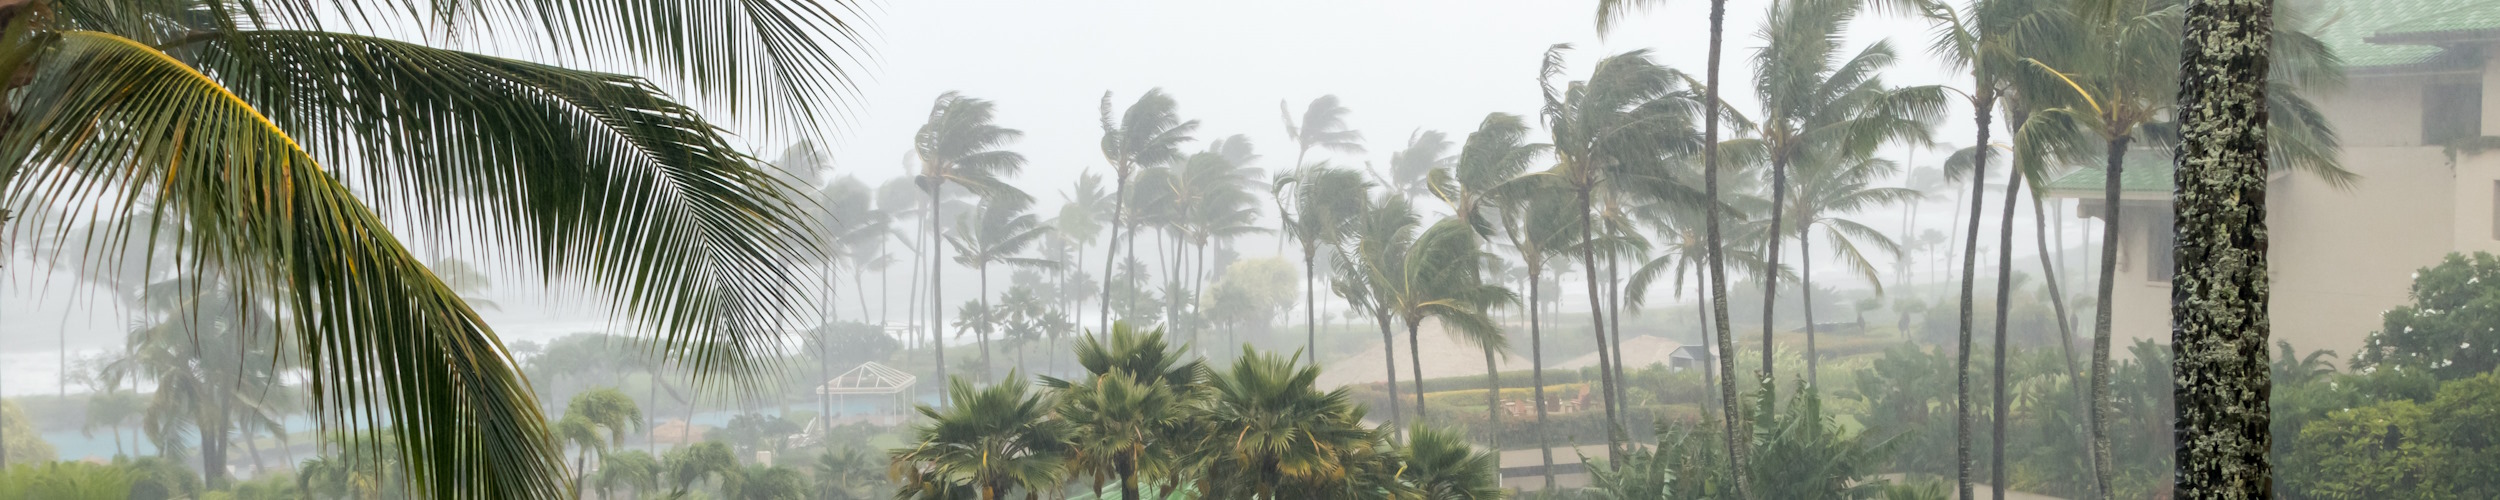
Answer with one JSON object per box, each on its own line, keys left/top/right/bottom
{"left": 2172, "top": 0, "right": 2275, "bottom": 497}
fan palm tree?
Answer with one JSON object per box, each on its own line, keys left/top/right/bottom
{"left": 1778, "top": 154, "right": 1920, "bottom": 385}
{"left": 1042, "top": 323, "right": 1204, "bottom": 500}
{"left": 891, "top": 373, "right": 1071, "bottom": 500}
{"left": 0, "top": 0, "right": 858, "bottom": 491}
{"left": 1099, "top": 89, "right": 1201, "bottom": 333}
{"left": 1196, "top": 348, "right": 1384, "bottom": 499}
{"left": 1536, "top": 44, "right": 1706, "bottom": 460}
{"left": 1595, "top": 0, "right": 1753, "bottom": 492}
{"left": 946, "top": 196, "right": 1059, "bottom": 377}
{"left": 1404, "top": 426, "right": 1504, "bottom": 500}
{"left": 1275, "top": 166, "right": 1374, "bottom": 356}
{"left": 915, "top": 92, "right": 1031, "bottom": 389}
{"left": 1733, "top": 0, "right": 1944, "bottom": 391}
{"left": 1389, "top": 130, "right": 1456, "bottom": 199}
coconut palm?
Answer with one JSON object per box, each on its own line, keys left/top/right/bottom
{"left": 1144, "top": 139, "right": 1268, "bottom": 342}
{"left": 1389, "top": 130, "right": 1457, "bottom": 199}
{"left": 1494, "top": 178, "right": 1582, "bottom": 489}
{"left": 593, "top": 449, "right": 662, "bottom": 500}
{"left": 1430, "top": 113, "right": 1553, "bottom": 240}
{"left": 0, "top": 0, "right": 860, "bottom": 491}
{"left": 946, "top": 196, "right": 1059, "bottom": 377}
{"left": 1333, "top": 189, "right": 1411, "bottom": 434}
{"left": 811, "top": 447, "right": 885, "bottom": 500}
{"left": 1098, "top": 89, "right": 1202, "bottom": 333}
{"left": 1778, "top": 154, "right": 1920, "bottom": 385}
{"left": 1061, "top": 173, "right": 1114, "bottom": 336}
{"left": 1275, "top": 166, "right": 1375, "bottom": 356}
{"left": 555, "top": 389, "right": 641, "bottom": 499}
{"left": 1536, "top": 44, "right": 1706, "bottom": 460}
{"left": 1043, "top": 323, "right": 1204, "bottom": 500}
{"left": 103, "top": 276, "right": 291, "bottom": 488}
{"left": 890, "top": 373, "right": 1070, "bottom": 500}
{"left": 914, "top": 92, "right": 1031, "bottom": 390}
{"left": 1595, "top": 0, "right": 1754, "bottom": 491}
{"left": 813, "top": 175, "right": 892, "bottom": 417}
{"left": 1367, "top": 215, "right": 1513, "bottom": 426}
{"left": 1404, "top": 426, "right": 1505, "bottom": 500}
{"left": 1732, "top": 0, "right": 1945, "bottom": 392}
{"left": 1196, "top": 348, "right": 1384, "bottom": 499}
{"left": 1278, "top": 96, "right": 1370, "bottom": 182}
{"left": 665, "top": 442, "right": 740, "bottom": 496}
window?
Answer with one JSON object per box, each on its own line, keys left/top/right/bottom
{"left": 2425, "top": 82, "right": 2483, "bottom": 146}
{"left": 2148, "top": 212, "right": 2176, "bottom": 283}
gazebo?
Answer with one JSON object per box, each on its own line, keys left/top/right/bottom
{"left": 802, "top": 361, "right": 918, "bottom": 434}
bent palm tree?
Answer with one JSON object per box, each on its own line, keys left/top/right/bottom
{"left": 1098, "top": 90, "right": 1200, "bottom": 333}
{"left": 1389, "top": 130, "right": 1456, "bottom": 199}
{"left": 1370, "top": 216, "right": 1513, "bottom": 426}
{"left": 946, "top": 196, "right": 1059, "bottom": 377}
{"left": 1779, "top": 155, "right": 1920, "bottom": 386}
{"left": 915, "top": 92, "right": 1031, "bottom": 390}
{"left": 1275, "top": 166, "right": 1373, "bottom": 356}
{"left": 0, "top": 1, "right": 862, "bottom": 494}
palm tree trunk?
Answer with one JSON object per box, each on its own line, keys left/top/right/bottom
{"left": 1102, "top": 172, "right": 1130, "bottom": 336}
{"left": 1374, "top": 310, "right": 1404, "bottom": 438}
{"left": 1575, "top": 188, "right": 1624, "bottom": 463}
{"left": 1990, "top": 145, "right": 2024, "bottom": 500}
{"left": 205, "top": 400, "right": 231, "bottom": 488}
{"left": 2091, "top": 135, "right": 2132, "bottom": 500}
{"left": 931, "top": 190, "right": 949, "bottom": 395}
{"left": 1304, "top": 244, "right": 1320, "bottom": 359}
{"left": 1483, "top": 342, "right": 1502, "bottom": 470}
{"left": 2034, "top": 189, "right": 2104, "bottom": 492}
{"left": 1760, "top": 156, "right": 1791, "bottom": 391}
{"left": 1606, "top": 248, "right": 1629, "bottom": 426}
{"left": 1699, "top": 0, "right": 1752, "bottom": 492}
{"left": 2172, "top": 4, "right": 2276, "bottom": 493}
{"left": 1955, "top": 88, "right": 1999, "bottom": 500}
{"left": 1694, "top": 268, "right": 1717, "bottom": 413}
{"left": 1802, "top": 230, "right": 1820, "bottom": 388}
{"left": 1527, "top": 260, "right": 1555, "bottom": 490}
{"left": 1408, "top": 321, "right": 1429, "bottom": 425}
{"left": 908, "top": 223, "right": 925, "bottom": 350}
{"left": 855, "top": 265, "right": 874, "bottom": 326}
{"left": 980, "top": 263, "right": 995, "bottom": 378}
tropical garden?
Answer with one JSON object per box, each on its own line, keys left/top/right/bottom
{"left": 0, "top": 0, "right": 2485, "bottom": 498}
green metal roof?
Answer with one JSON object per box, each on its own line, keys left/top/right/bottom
{"left": 2318, "top": 0, "right": 2500, "bottom": 69}
{"left": 2043, "top": 150, "right": 2175, "bottom": 195}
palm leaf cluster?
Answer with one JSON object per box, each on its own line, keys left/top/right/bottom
{"left": 888, "top": 323, "right": 1504, "bottom": 500}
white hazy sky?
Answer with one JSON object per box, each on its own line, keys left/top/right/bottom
{"left": 5, "top": 0, "right": 2076, "bottom": 394}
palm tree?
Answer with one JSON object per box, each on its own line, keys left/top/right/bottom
{"left": 556, "top": 389, "right": 640, "bottom": 499}
{"left": 1430, "top": 113, "right": 1552, "bottom": 240}
{"left": 1061, "top": 173, "right": 1113, "bottom": 336}
{"left": 1278, "top": 96, "right": 1370, "bottom": 189}
{"left": 2169, "top": 0, "right": 2281, "bottom": 493}
{"left": 1494, "top": 178, "right": 1582, "bottom": 489}
{"left": 105, "top": 276, "right": 291, "bottom": 489}
{"left": 914, "top": 91, "right": 1031, "bottom": 390}
{"left": 2, "top": 0, "right": 859, "bottom": 491}
{"left": 1779, "top": 155, "right": 1921, "bottom": 385}
{"left": 1536, "top": 44, "right": 1704, "bottom": 460}
{"left": 665, "top": 442, "right": 740, "bottom": 496}
{"left": 812, "top": 175, "right": 892, "bottom": 418}
{"left": 593, "top": 449, "right": 662, "bottom": 500}
{"left": 1595, "top": 0, "right": 1754, "bottom": 492}
{"left": 1146, "top": 139, "right": 1268, "bottom": 343}
{"left": 1042, "top": 323, "right": 1204, "bottom": 500}
{"left": 946, "top": 196, "right": 1059, "bottom": 377}
{"left": 1099, "top": 89, "right": 1201, "bottom": 333}
{"left": 1404, "top": 426, "right": 1504, "bottom": 500}
{"left": 1335, "top": 190, "right": 1411, "bottom": 433}
{"left": 891, "top": 373, "right": 1070, "bottom": 500}
{"left": 1275, "top": 166, "right": 1374, "bottom": 356}
{"left": 1389, "top": 130, "right": 1456, "bottom": 199}
{"left": 1734, "top": 0, "right": 1944, "bottom": 390}
{"left": 1198, "top": 348, "right": 1384, "bottom": 499}
{"left": 1370, "top": 216, "right": 1512, "bottom": 427}
{"left": 812, "top": 447, "right": 886, "bottom": 500}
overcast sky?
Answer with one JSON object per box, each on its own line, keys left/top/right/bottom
{"left": 5, "top": 0, "right": 2071, "bottom": 394}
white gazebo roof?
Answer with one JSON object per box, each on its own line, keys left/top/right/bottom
{"left": 816, "top": 361, "right": 917, "bottom": 395}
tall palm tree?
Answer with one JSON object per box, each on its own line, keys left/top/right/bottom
{"left": 1736, "top": 0, "right": 1943, "bottom": 389}
{"left": 1370, "top": 216, "right": 1512, "bottom": 427}
{"left": 1147, "top": 140, "right": 1267, "bottom": 343}
{"left": 1537, "top": 44, "right": 1705, "bottom": 460}
{"left": 1779, "top": 154, "right": 1920, "bottom": 385}
{"left": 1099, "top": 89, "right": 1201, "bottom": 333}
{"left": 814, "top": 175, "right": 892, "bottom": 418}
{"left": 1596, "top": 0, "right": 1754, "bottom": 492}
{"left": 1042, "top": 323, "right": 1204, "bottom": 500}
{"left": 1495, "top": 178, "right": 1583, "bottom": 489}
{"left": 1060, "top": 173, "right": 1114, "bottom": 340}
{"left": 1335, "top": 189, "right": 1409, "bottom": 433}
{"left": 0, "top": 1, "right": 858, "bottom": 492}
{"left": 1275, "top": 166, "right": 1374, "bottom": 356}
{"left": 593, "top": 449, "right": 662, "bottom": 499}
{"left": 1389, "top": 130, "right": 1456, "bottom": 199}
{"left": 1278, "top": 95, "right": 1370, "bottom": 191}
{"left": 891, "top": 373, "right": 1070, "bottom": 500}
{"left": 914, "top": 92, "right": 1031, "bottom": 390}
{"left": 946, "top": 196, "right": 1058, "bottom": 377}
{"left": 1404, "top": 426, "right": 1504, "bottom": 500}
{"left": 106, "top": 276, "right": 291, "bottom": 489}
{"left": 1429, "top": 111, "right": 1549, "bottom": 460}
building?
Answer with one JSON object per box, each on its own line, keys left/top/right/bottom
{"left": 2042, "top": 0, "right": 2500, "bottom": 360}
